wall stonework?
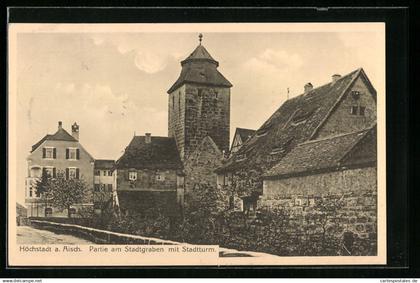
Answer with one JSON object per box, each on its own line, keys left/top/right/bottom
{"left": 184, "top": 137, "right": 224, "bottom": 196}
{"left": 315, "top": 77, "right": 376, "bottom": 139}
{"left": 261, "top": 167, "right": 377, "bottom": 239}
{"left": 168, "top": 83, "right": 230, "bottom": 161}
{"left": 168, "top": 85, "right": 186, "bottom": 160}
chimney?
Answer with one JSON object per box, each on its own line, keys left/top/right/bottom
{"left": 332, "top": 74, "right": 341, "bottom": 83}
{"left": 71, "top": 122, "right": 79, "bottom": 141}
{"left": 304, "top": 83, "right": 313, "bottom": 94}
{"left": 145, "top": 133, "right": 151, "bottom": 144}
{"left": 58, "top": 121, "right": 63, "bottom": 129}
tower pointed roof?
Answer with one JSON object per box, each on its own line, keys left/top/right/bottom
{"left": 181, "top": 45, "right": 219, "bottom": 66}
{"left": 167, "top": 40, "right": 232, "bottom": 93}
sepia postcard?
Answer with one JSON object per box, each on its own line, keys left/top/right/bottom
{"left": 8, "top": 23, "right": 386, "bottom": 266}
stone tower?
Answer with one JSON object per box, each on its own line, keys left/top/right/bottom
{"left": 167, "top": 34, "right": 232, "bottom": 161}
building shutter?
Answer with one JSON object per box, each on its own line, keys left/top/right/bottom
{"left": 76, "top": 149, "right": 80, "bottom": 160}
{"left": 76, "top": 168, "right": 80, "bottom": 179}
{"left": 53, "top": 148, "right": 56, "bottom": 159}
{"left": 53, "top": 167, "right": 56, "bottom": 178}
{"left": 42, "top": 148, "right": 46, "bottom": 158}
{"left": 66, "top": 168, "right": 69, "bottom": 180}
{"left": 66, "top": 148, "right": 69, "bottom": 159}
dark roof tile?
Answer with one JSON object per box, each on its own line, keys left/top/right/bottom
{"left": 116, "top": 136, "right": 183, "bottom": 170}
{"left": 263, "top": 125, "right": 376, "bottom": 178}
{"left": 94, "top": 159, "right": 115, "bottom": 170}
{"left": 216, "top": 68, "right": 363, "bottom": 173}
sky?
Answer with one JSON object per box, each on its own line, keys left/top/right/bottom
{"left": 11, "top": 24, "right": 385, "bottom": 205}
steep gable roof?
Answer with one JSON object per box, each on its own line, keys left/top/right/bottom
{"left": 263, "top": 125, "right": 376, "bottom": 179}
{"left": 167, "top": 44, "right": 232, "bottom": 93}
{"left": 216, "top": 68, "right": 365, "bottom": 173}
{"left": 235, "top": 128, "right": 256, "bottom": 143}
{"left": 116, "top": 136, "right": 183, "bottom": 170}
{"left": 31, "top": 128, "right": 77, "bottom": 152}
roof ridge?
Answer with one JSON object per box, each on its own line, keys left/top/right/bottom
{"left": 286, "top": 68, "right": 361, "bottom": 102}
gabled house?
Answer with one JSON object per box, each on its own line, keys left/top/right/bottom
{"left": 115, "top": 133, "right": 184, "bottom": 216}
{"left": 26, "top": 121, "right": 94, "bottom": 217}
{"left": 215, "top": 68, "right": 377, "bottom": 211}
{"left": 261, "top": 125, "right": 377, "bottom": 238}
{"left": 230, "top": 128, "right": 256, "bottom": 154}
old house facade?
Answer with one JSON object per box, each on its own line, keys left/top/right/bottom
{"left": 115, "top": 134, "right": 184, "bottom": 215}
{"left": 93, "top": 159, "right": 117, "bottom": 214}
{"left": 26, "top": 121, "right": 94, "bottom": 217}
{"left": 216, "top": 68, "right": 377, "bottom": 213}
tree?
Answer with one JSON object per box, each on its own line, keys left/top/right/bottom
{"left": 48, "top": 171, "right": 91, "bottom": 218}
{"left": 34, "top": 170, "right": 52, "bottom": 215}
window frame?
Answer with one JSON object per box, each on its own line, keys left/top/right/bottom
{"left": 128, "top": 171, "right": 137, "bottom": 181}
{"left": 43, "top": 146, "right": 56, "bottom": 159}
{"left": 67, "top": 147, "right": 79, "bottom": 160}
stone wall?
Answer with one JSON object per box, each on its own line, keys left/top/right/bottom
{"left": 315, "top": 76, "right": 377, "bottom": 139}
{"left": 168, "top": 85, "right": 186, "bottom": 160}
{"left": 168, "top": 83, "right": 230, "bottom": 161}
{"left": 261, "top": 167, "right": 377, "bottom": 241}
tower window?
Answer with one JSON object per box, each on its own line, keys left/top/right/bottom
{"left": 359, "top": 106, "right": 366, "bottom": 116}
{"left": 350, "top": 106, "right": 358, "bottom": 115}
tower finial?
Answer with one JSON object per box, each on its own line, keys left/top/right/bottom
{"left": 198, "top": 33, "right": 203, "bottom": 45}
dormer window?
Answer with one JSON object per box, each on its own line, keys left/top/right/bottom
{"left": 291, "top": 108, "right": 316, "bottom": 126}
{"left": 270, "top": 138, "right": 293, "bottom": 155}
{"left": 236, "top": 153, "right": 247, "bottom": 162}
{"left": 256, "top": 121, "right": 272, "bottom": 137}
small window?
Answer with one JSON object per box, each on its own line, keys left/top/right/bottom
{"left": 45, "top": 207, "right": 52, "bottom": 217}
{"left": 351, "top": 90, "right": 361, "bottom": 100}
{"left": 295, "top": 199, "right": 302, "bottom": 206}
{"left": 94, "top": 184, "right": 100, "bottom": 192}
{"left": 215, "top": 91, "right": 218, "bottom": 99}
{"left": 236, "top": 153, "right": 247, "bottom": 161}
{"left": 359, "top": 106, "right": 366, "bottom": 116}
{"left": 29, "top": 186, "right": 33, "bottom": 197}
{"left": 94, "top": 170, "right": 100, "bottom": 176}
{"left": 108, "top": 170, "right": 113, "bottom": 176}
{"left": 67, "top": 167, "right": 78, "bottom": 180}
{"left": 43, "top": 147, "right": 55, "bottom": 159}
{"left": 291, "top": 108, "right": 316, "bottom": 125}
{"left": 107, "top": 184, "right": 113, "bottom": 192}
{"left": 350, "top": 106, "right": 358, "bottom": 115}
{"left": 156, "top": 171, "right": 165, "bottom": 181}
{"left": 129, "top": 171, "right": 137, "bottom": 181}
{"left": 229, "top": 195, "right": 234, "bottom": 210}
{"left": 43, "top": 167, "right": 55, "bottom": 178}
{"left": 103, "top": 170, "right": 108, "bottom": 176}
{"left": 66, "top": 148, "right": 79, "bottom": 160}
